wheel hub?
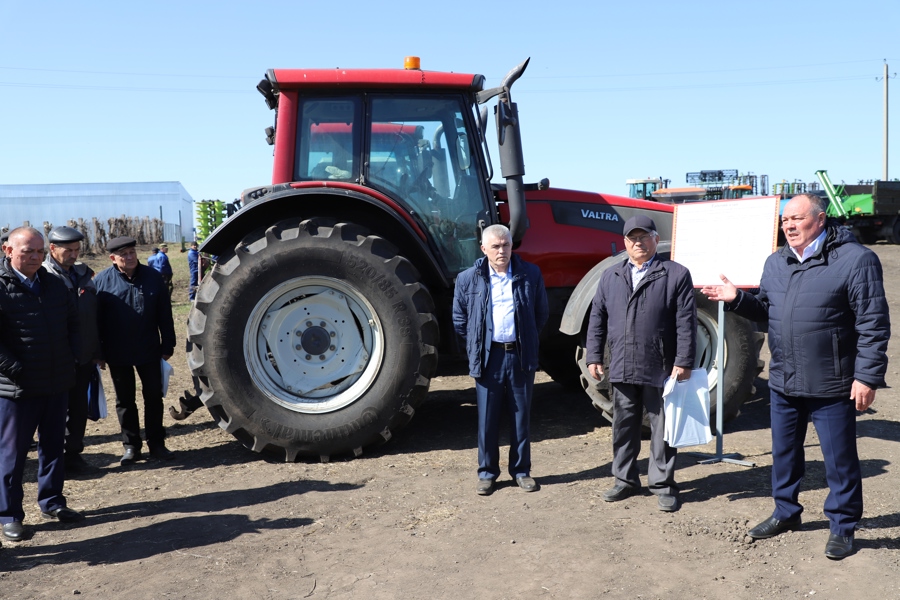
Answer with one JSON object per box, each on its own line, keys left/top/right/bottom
{"left": 300, "top": 324, "right": 331, "bottom": 356}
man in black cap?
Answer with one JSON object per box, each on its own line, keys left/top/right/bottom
{"left": 95, "top": 236, "right": 177, "bottom": 465}
{"left": 0, "top": 227, "right": 84, "bottom": 543}
{"left": 585, "top": 215, "right": 696, "bottom": 512}
{"left": 43, "top": 226, "right": 102, "bottom": 474}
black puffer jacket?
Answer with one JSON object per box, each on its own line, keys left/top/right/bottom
{"left": 0, "top": 257, "right": 79, "bottom": 398}
{"left": 730, "top": 223, "right": 890, "bottom": 397}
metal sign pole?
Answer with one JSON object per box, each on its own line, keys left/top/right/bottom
{"left": 692, "top": 301, "right": 755, "bottom": 467}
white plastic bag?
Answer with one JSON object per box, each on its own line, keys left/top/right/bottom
{"left": 161, "top": 359, "right": 174, "bottom": 397}
{"left": 87, "top": 364, "right": 107, "bottom": 420}
{"left": 662, "top": 368, "right": 713, "bottom": 448}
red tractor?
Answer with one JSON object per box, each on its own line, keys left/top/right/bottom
{"left": 187, "top": 57, "right": 762, "bottom": 461}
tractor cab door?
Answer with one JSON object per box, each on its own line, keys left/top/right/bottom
{"left": 365, "top": 96, "right": 490, "bottom": 274}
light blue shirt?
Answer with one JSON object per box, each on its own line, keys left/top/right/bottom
{"left": 489, "top": 263, "right": 516, "bottom": 343}
{"left": 629, "top": 256, "right": 654, "bottom": 291}
{"left": 790, "top": 229, "right": 828, "bottom": 263}
{"left": 11, "top": 266, "right": 38, "bottom": 289}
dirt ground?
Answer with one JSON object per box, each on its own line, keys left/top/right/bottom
{"left": 2, "top": 244, "right": 900, "bottom": 600}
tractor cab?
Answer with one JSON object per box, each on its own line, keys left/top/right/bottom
{"left": 294, "top": 97, "right": 489, "bottom": 271}
{"left": 626, "top": 178, "right": 668, "bottom": 201}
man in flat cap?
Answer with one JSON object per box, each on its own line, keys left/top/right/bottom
{"left": 43, "top": 226, "right": 102, "bottom": 474}
{"left": 0, "top": 227, "right": 84, "bottom": 543}
{"left": 95, "top": 236, "right": 177, "bottom": 465}
{"left": 585, "top": 215, "right": 696, "bottom": 512}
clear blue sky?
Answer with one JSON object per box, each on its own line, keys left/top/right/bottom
{"left": 1, "top": 0, "right": 897, "bottom": 203}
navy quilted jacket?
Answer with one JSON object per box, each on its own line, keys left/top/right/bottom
{"left": 729, "top": 223, "right": 890, "bottom": 397}
{"left": 452, "top": 255, "right": 548, "bottom": 378}
{"left": 0, "top": 258, "right": 79, "bottom": 398}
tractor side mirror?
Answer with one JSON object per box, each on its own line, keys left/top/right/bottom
{"left": 456, "top": 133, "right": 471, "bottom": 170}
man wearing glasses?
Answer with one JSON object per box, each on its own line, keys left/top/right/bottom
{"left": 586, "top": 215, "right": 696, "bottom": 512}
{"left": 702, "top": 194, "right": 890, "bottom": 559}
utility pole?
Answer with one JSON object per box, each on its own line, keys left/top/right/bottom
{"left": 878, "top": 61, "right": 897, "bottom": 180}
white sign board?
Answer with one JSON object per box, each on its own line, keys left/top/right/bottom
{"left": 672, "top": 196, "right": 780, "bottom": 288}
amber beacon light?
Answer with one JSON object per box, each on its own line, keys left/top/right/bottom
{"left": 404, "top": 56, "right": 421, "bottom": 70}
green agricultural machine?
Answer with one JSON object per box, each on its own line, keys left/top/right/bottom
{"left": 815, "top": 170, "right": 900, "bottom": 244}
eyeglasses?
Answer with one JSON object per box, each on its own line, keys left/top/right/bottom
{"left": 625, "top": 233, "right": 654, "bottom": 244}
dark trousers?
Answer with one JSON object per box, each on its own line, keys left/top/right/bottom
{"left": 109, "top": 361, "right": 165, "bottom": 450}
{"left": 770, "top": 389, "right": 862, "bottom": 537}
{"left": 474, "top": 345, "right": 535, "bottom": 480}
{"left": 65, "top": 363, "right": 94, "bottom": 455}
{"left": 0, "top": 393, "right": 69, "bottom": 523}
{"left": 611, "top": 382, "right": 678, "bottom": 496}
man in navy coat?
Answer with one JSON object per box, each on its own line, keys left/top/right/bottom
{"left": 452, "top": 224, "right": 548, "bottom": 496}
{"left": 703, "top": 194, "right": 890, "bottom": 559}
{"left": 95, "top": 236, "right": 177, "bottom": 466}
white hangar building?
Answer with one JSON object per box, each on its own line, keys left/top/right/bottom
{"left": 0, "top": 181, "right": 194, "bottom": 243}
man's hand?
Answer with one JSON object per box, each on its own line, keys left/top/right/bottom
{"left": 851, "top": 380, "right": 876, "bottom": 411}
{"left": 588, "top": 363, "right": 604, "bottom": 381}
{"left": 671, "top": 366, "right": 692, "bottom": 382}
{"left": 96, "top": 360, "right": 107, "bottom": 370}
{"left": 162, "top": 354, "right": 172, "bottom": 361}
{"left": 700, "top": 274, "right": 738, "bottom": 303}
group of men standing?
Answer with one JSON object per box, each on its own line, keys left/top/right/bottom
{"left": 453, "top": 193, "right": 889, "bottom": 561}
{"left": 0, "top": 194, "right": 890, "bottom": 561}
{"left": 0, "top": 227, "right": 176, "bottom": 546}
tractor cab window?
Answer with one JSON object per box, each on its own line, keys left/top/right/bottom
{"left": 367, "top": 96, "right": 487, "bottom": 273}
{"left": 295, "top": 98, "right": 360, "bottom": 181}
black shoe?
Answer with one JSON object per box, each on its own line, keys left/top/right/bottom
{"left": 2, "top": 521, "right": 27, "bottom": 542}
{"left": 748, "top": 515, "right": 802, "bottom": 539}
{"left": 476, "top": 479, "right": 495, "bottom": 496}
{"left": 657, "top": 494, "right": 680, "bottom": 512}
{"left": 120, "top": 447, "right": 142, "bottom": 466}
{"left": 149, "top": 445, "right": 175, "bottom": 460}
{"left": 41, "top": 507, "right": 84, "bottom": 523}
{"left": 824, "top": 533, "right": 854, "bottom": 560}
{"left": 515, "top": 476, "right": 539, "bottom": 492}
{"left": 603, "top": 484, "right": 638, "bottom": 502}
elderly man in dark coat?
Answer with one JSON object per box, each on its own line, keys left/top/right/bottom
{"left": 42, "top": 226, "right": 102, "bottom": 473}
{"left": 586, "top": 215, "right": 696, "bottom": 513}
{"left": 0, "top": 227, "right": 84, "bottom": 544}
{"left": 95, "top": 236, "right": 177, "bottom": 466}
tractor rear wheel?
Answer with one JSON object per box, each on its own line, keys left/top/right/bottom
{"left": 187, "top": 218, "right": 439, "bottom": 461}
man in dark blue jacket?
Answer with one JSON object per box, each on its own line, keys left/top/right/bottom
{"left": 452, "top": 224, "right": 548, "bottom": 496}
{"left": 0, "top": 227, "right": 84, "bottom": 544}
{"left": 703, "top": 194, "right": 890, "bottom": 560}
{"left": 586, "top": 215, "right": 696, "bottom": 513}
{"left": 95, "top": 236, "right": 177, "bottom": 466}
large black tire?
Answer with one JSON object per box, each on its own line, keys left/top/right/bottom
{"left": 576, "top": 291, "right": 764, "bottom": 429}
{"left": 187, "top": 218, "right": 439, "bottom": 461}
{"left": 538, "top": 289, "right": 581, "bottom": 389}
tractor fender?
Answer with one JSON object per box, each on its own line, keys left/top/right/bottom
{"left": 200, "top": 185, "right": 450, "bottom": 289}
